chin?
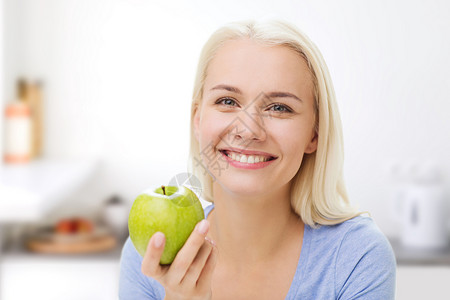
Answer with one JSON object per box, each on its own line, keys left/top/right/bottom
{"left": 213, "top": 174, "right": 270, "bottom": 198}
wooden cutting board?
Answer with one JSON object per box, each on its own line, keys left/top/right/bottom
{"left": 26, "top": 230, "right": 117, "bottom": 254}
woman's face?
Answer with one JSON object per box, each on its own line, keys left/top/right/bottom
{"left": 194, "top": 38, "right": 318, "bottom": 198}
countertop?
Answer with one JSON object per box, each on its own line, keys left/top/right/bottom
{"left": 1, "top": 234, "right": 126, "bottom": 262}
{"left": 389, "top": 238, "right": 450, "bottom": 266}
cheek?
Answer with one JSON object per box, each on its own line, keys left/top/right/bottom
{"left": 197, "top": 109, "right": 232, "bottom": 150}
{"left": 276, "top": 130, "right": 303, "bottom": 160}
{"left": 267, "top": 119, "right": 313, "bottom": 158}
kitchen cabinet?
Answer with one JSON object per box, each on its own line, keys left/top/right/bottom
{"left": 391, "top": 238, "right": 450, "bottom": 299}
{"left": 0, "top": 159, "right": 102, "bottom": 299}
{"left": 396, "top": 266, "right": 450, "bottom": 300}
{"left": 0, "top": 248, "right": 121, "bottom": 300}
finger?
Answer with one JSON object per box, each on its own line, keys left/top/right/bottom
{"left": 196, "top": 240, "right": 218, "bottom": 291}
{"left": 167, "top": 219, "right": 210, "bottom": 283}
{"left": 180, "top": 237, "right": 214, "bottom": 286}
{"left": 141, "top": 232, "right": 167, "bottom": 279}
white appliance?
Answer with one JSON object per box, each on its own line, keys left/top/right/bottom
{"left": 391, "top": 163, "right": 449, "bottom": 249}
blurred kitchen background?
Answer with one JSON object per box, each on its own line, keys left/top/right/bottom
{"left": 1, "top": 0, "right": 450, "bottom": 299}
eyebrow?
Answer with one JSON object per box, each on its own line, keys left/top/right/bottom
{"left": 210, "top": 84, "right": 303, "bottom": 103}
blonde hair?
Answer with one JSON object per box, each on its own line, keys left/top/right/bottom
{"left": 187, "top": 19, "right": 361, "bottom": 227}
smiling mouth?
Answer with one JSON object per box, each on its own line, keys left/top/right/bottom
{"left": 219, "top": 150, "right": 277, "bottom": 164}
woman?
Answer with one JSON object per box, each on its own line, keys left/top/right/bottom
{"left": 120, "top": 19, "right": 396, "bottom": 299}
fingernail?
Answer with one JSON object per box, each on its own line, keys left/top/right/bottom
{"left": 153, "top": 232, "right": 165, "bottom": 248}
{"left": 196, "top": 220, "right": 209, "bottom": 235}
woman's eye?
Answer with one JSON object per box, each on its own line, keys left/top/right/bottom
{"left": 215, "top": 98, "right": 292, "bottom": 113}
{"left": 216, "top": 97, "right": 238, "bottom": 106}
{"left": 268, "top": 104, "right": 292, "bottom": 113}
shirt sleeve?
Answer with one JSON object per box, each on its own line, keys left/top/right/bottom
{"left": 119, "top": 237, "right": 165, "bottom": 300}
{"left": 334, "top": 217, "right": 397, "bottom": 300}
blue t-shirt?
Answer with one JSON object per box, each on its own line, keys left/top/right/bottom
{"left": 119, "top": 205, "right": 396, "bottom": 299}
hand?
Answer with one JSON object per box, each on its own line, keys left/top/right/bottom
{"left": 141, "top": 220, "right": 218, "bottom": 300}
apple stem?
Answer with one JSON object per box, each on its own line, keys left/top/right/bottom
{"left": 161, "top": 185, "right": 166, "bottom": 195}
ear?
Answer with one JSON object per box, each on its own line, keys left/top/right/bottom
{"left": 193, "top": 104, "right": 200, "bottom": 142}
{"left": 305, "top": 131, "right": 318, "bottom": 154}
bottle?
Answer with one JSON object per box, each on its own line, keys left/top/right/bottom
{"left": 27, "top": 80, "right": 43, "bottom": 158}
{"left": 3, "top": 79, "right": 32, "bottom": 164}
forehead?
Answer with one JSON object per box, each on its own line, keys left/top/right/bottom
{"left": 204, "top": 38, "right": 314, "bottom": 97}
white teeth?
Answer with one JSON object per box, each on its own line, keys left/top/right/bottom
{"left": 231, "top": 152, "right": 236, "bottom": 161}
{"left": 224, "top": 151, "right": 271, "bottom": 164}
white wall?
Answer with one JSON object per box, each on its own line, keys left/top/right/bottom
{"left": 3, "top": 0, "right": 450, "bottom": 236}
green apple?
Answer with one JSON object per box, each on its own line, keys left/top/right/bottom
{"left": 128, "top": 185, "right": 204, "bottom": 264}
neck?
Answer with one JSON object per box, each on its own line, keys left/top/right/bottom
{"left": 208, "top": 181, "right": 304, "bottom": 267}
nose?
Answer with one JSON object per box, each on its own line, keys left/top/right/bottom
{"left": 231, "top": 105, "right": 267, "bottom": 143}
